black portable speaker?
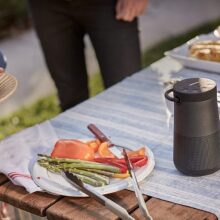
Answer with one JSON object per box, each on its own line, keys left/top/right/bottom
{"left": 165, "top": 78, "right": 220, "bottom": 176}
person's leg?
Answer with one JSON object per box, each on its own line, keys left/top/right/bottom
{"left": 29, "top": 0, "right": 88, "bottom": 111}
{"left": 79, "top": 0, "right": 141, "bottom": 88}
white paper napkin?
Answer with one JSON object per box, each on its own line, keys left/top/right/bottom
{"left": 0, "top": 121, "right": 58, "bottom": 193}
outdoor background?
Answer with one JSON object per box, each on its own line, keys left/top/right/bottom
{"left": 0, "top": 1, "right": 220, "bottom": 219}
{"left": 0, "top": 0, "right": 220, "bottom": 139}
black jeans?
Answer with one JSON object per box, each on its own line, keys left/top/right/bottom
{"left": 29, "top": 0, "right": 141, "bottom": 111}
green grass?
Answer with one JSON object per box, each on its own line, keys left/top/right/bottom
{"left": 0, "top": 95, "right": 60, "bottom": 139}
{"left": 0, "top": 18, "right": 220, "bottom": 139}
{"left": 88, "top": 72, "right": 105, "bottom": 97}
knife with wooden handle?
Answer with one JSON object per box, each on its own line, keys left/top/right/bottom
{"left": 87, "top": 124, "right": 110, "bottom": 143}
{"left": 87, "top": 124, "right": 129, "bottom": 158}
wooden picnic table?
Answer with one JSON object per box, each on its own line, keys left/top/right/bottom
{"left": 0, "top": 173, "right": 217, "bottom": 219}
{"left": 0, "top": 57, "right": 218, "bottom": 220}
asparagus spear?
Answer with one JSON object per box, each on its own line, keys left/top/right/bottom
{"left": 38, "top": 154, "right": 101, "bottom": 164}
{"left": 37, "top": 153, "right": 126, "bottom": 186}
{"left": 38, "top": 159, "right": 61, "bottom": 173}
{"left": 68, "top": 168, "right": 109, "bottom": 185}
{"left": 38, "top": 155, "right": 120, "bottom": 173}
{"left": 86, "top": 169, "right": 115, "bottom": 177}
{"left": 38, "top": 160, "right": 109, "bottom": 186}
{"left": 62, "top": 162, "right": 120, "bottom": 173}
{"left": 71, "top": 173, "right": 104, "bottom": 187}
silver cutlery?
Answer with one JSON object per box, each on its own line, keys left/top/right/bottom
{"left": 61, "top": 171, "right": 135, "bottom": 220}
{"left": 123, "top": 149, "right": 153, "bottom": 220}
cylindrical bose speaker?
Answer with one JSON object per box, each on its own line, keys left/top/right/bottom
{"left": 165, "top": 78, "right": 220, "bottom": 176}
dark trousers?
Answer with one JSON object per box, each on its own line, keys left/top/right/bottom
{"left": 29, "top": 0, "right": 141, "bottom": 111}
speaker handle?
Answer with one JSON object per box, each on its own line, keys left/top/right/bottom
{"left": 165, "top": 88, "right": 180, "bottom": 103}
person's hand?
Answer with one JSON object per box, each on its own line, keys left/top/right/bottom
{"left": 116, "top": 0, "right": 148, "bottom": 22}
{"left": 0, "top": 67, "right": 4, "bottom": 75}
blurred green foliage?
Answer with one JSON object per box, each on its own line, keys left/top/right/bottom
{"left": 0, "top": 18, "right": 220, "bottom": 139}
{"left": 0, "top": 0, "right": 29, "bottom": 38}
{"left": 0, "top": 95, "right": 60, "bottom": 139}
{"left": 88, "top": 72, "right": 104, "bottom": 97}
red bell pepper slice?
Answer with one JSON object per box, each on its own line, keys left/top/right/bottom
{"left": 94, "top": 155, "right": 148, "bottom": 169}
{"left": 129, "top": 156, "right": 146, "bottom": 163}
{"left": 133, "top": 156, "right": 148, "bottom": 167}
{"left": 94, "top": 158, "right": 127, "bottom": 173}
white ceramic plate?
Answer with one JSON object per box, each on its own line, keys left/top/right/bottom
{"left": 165, "top": 34, "right": 220, "bottom": 74}
{"left": 30, "top": 141, "right": 155, "bottom": 197}
{"left": 0, "top": 73, "right": 17, "bottom": 102}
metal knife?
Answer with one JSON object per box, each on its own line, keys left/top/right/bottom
{"left": 61, "top": 171, "right": 135, "bottom": 220}
{"left": 123, "top": 149, "right": 153, "bottom": 220}
{"left": 87, "top": 124, "right": 129, "bottom": 158}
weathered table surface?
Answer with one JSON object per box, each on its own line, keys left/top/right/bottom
{"left": 0, "top": 173, "right": 217, "bottom": 220}
{"left": 0, "top": 57, "right": 218, "bottom": 220}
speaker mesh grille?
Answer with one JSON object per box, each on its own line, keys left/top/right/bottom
{"left": 174, "top": 131, "right": 220, "bottom": 174}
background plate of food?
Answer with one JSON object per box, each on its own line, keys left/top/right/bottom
{"left": 30, "top": 139, "right": 155, "bottom": 197}
{"left": 165, "top": 33, "right": 220, "bottom": 74}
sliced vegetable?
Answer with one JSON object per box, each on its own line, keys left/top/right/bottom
{"left": 94, "top": 158, "right": 125, "bottom": 164}
{"left": 99, "top": 161, "right": 127, "bottom": 173}
{"left": 98, "top": 142, "right": 116, "bottom": 158}
{"left": 51, "top": 139, "right": 94, "bottom": 161}
{"left": 133, "top": 156, "right": 148, "bottom": 167}
{"left": 113, "top": 172, "right": 130, "bottom": 179}
{"left": 126, "top": 147, "right": 145, "bottom": 157}
{"left": 129, "top": 155, "right": 147, "bottom": 163}
{"left": 94, "top": 155, "right": 148, "bottom": 168}
{"left": 37, "top": 143, "right": 148, "bottom": 187}
{"left": 86, "top": 139, "right": 101, "bottom": 153}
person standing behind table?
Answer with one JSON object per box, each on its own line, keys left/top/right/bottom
{"left": 28, "top": 0, "right": 148, "bottom": 111}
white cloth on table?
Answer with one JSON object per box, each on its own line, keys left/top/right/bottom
{"left": 0, "top": 121, "right": 58, "bottom": 193}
